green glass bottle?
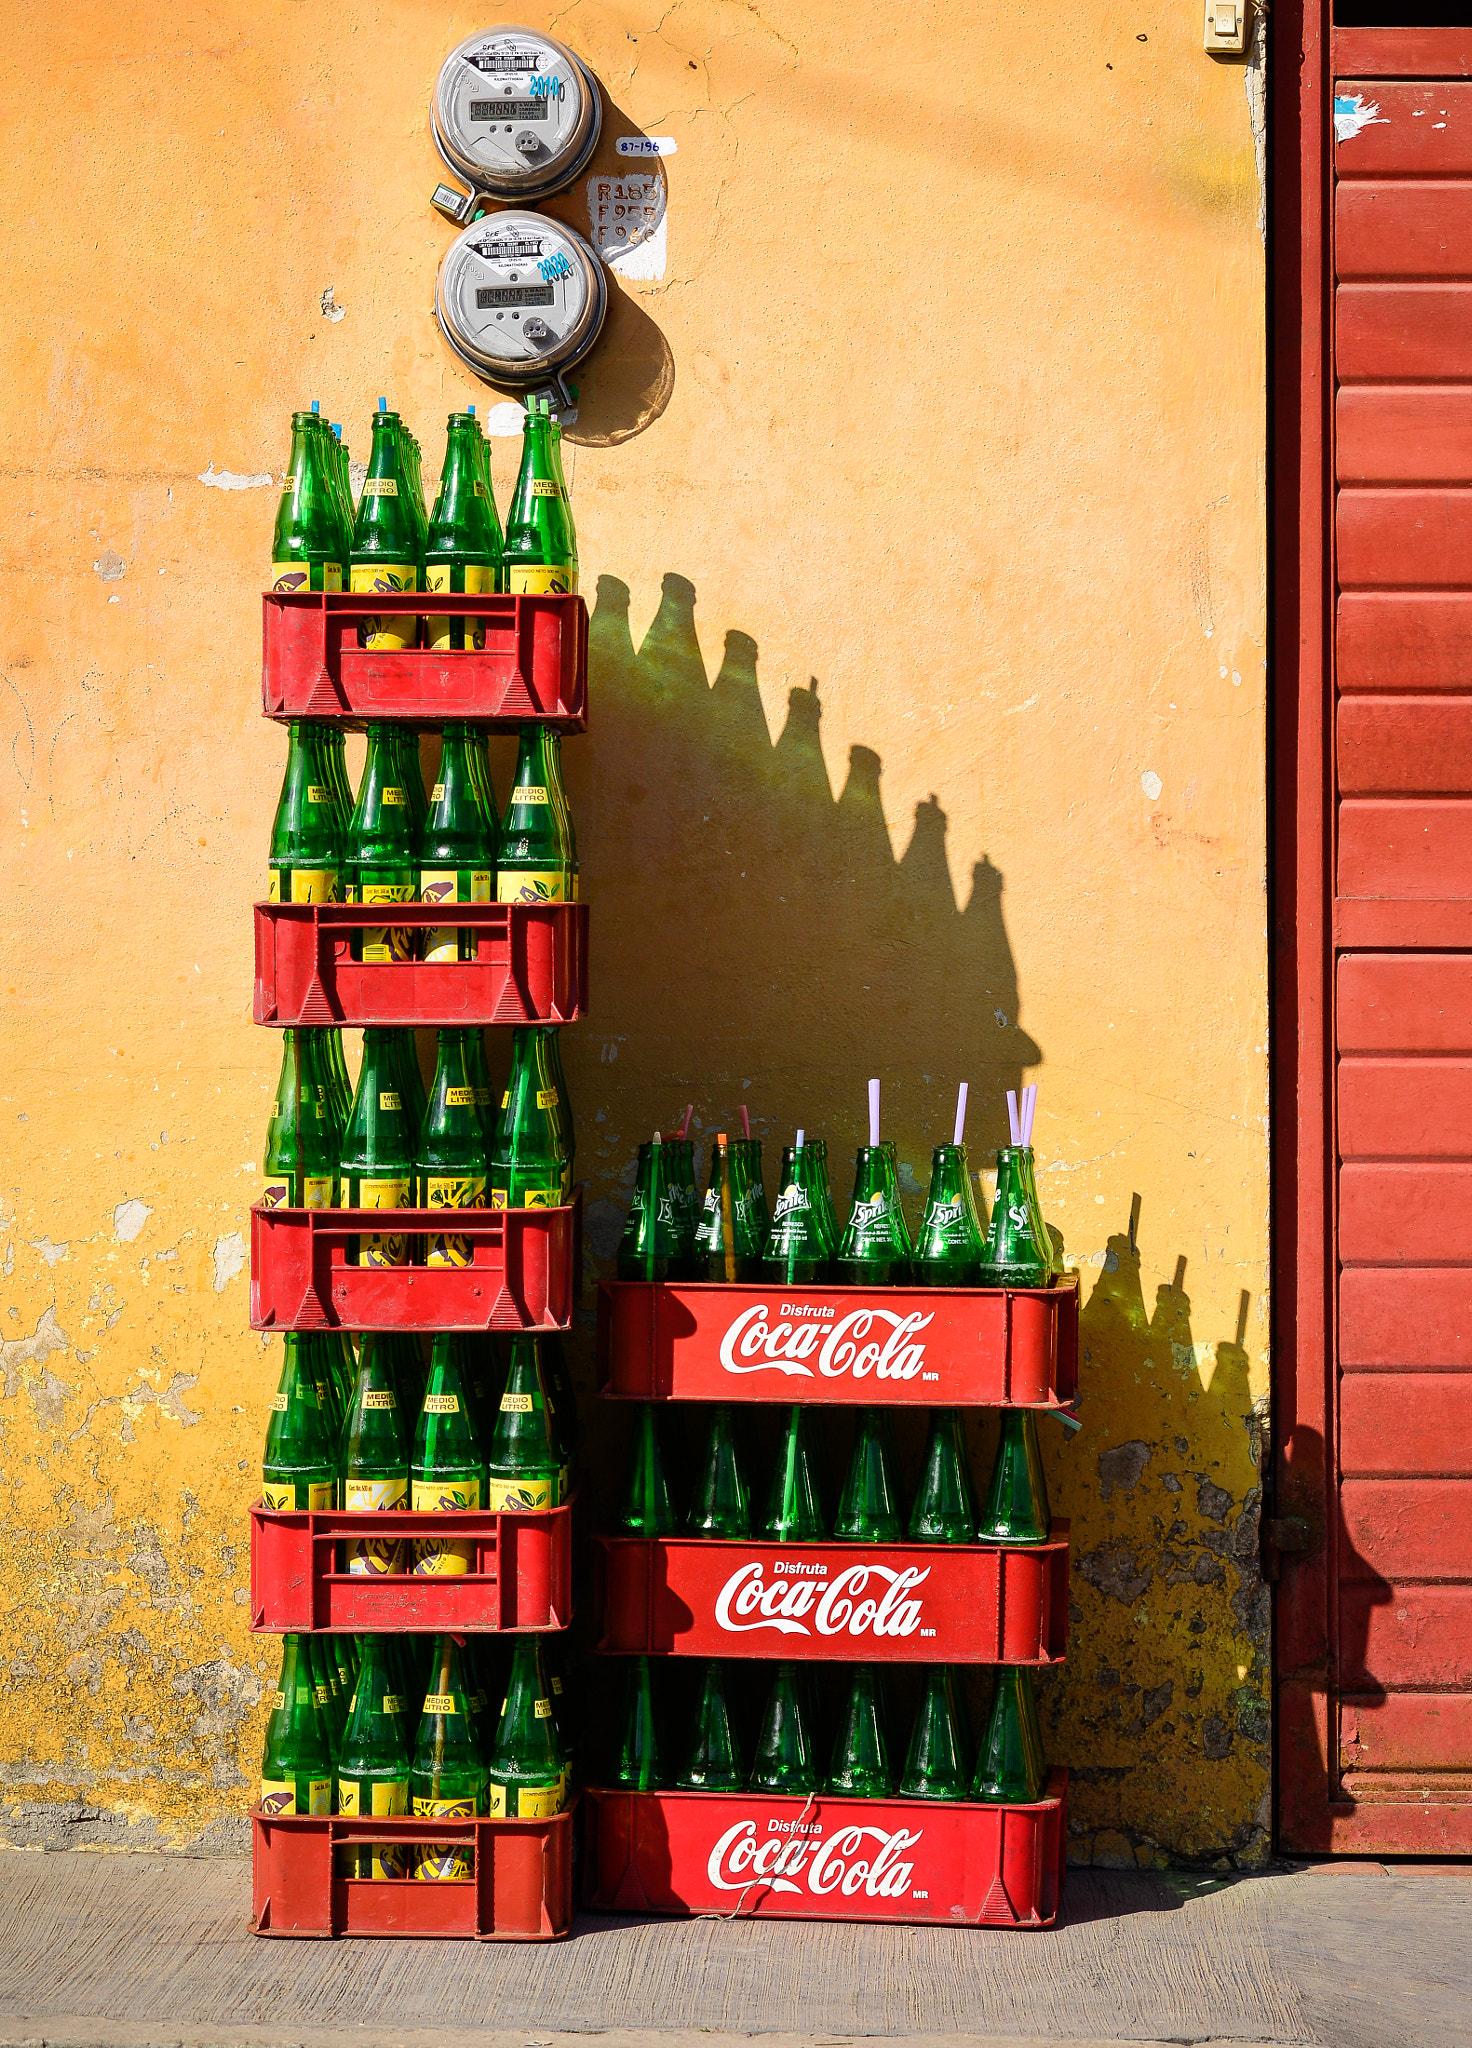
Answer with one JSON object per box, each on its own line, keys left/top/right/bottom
{"left": 394, "top": 724, "right": 430, "bottom": 835}
{"left": 900, "top": 1665, "right": 970, "bottom": 1800}
{"left": 496, "top": 723, "right": 575, "bottom": 904}
{"left": 762, "top": 1138, "right": 836, "bottom": 1284}
{"left": 834, "top": 1408, "right": 903, "bottom": 1542}
{"left": 675, "top": 1659, "right": 744, "bottom": 1790}
{"left": 327, "top": 421, "right": 356, "bottom": 551}
{"left": 488, "top": 1636, "right": 567, "bottom": 1816}
{"left": 467, "top": 726, "right": 500, "bottom": 840}
{"left": 262, "top": 1029, "right": 337, "bottom": 1211}
{"left": 323, "top": 1026, "right": 353, "bottom": 1134}
{"left": 760, "top": 1405, "right": 827, "bottom": 1541}
{"left": 541, "top": 1630, "right": 576, "bottom": 1796}
{"left": 389, "top": 1028, "right": 428, "bottom": 1152}
{"left": 335, "top": 1633, "right": 412, "bottom": 1877}
{"left": 826, "top": 1666, "right": 892, "bottom": 1797}
{"left": 549, "top": 415, "right": 578, "bottom": 574}
{"left": 350, "top": 403, "right": 419, "bottom": 651}
{"left": 686, "top": 1405, "right": 751, "bottom": 1537}
{"left": 972, "top": 1667, "right": 1047, "bottom": 1803}
{"left": 309, "top": 1634, "right": 346, "bottom": 1765}
{"left": 416, "top": 1029, "right": 489, "bottom": 1267}
{"left": 341, "top": 1332, "right": 410, "bottom": 1575}
{"left": 836, "top": 1141, "right": 913, "bottom": 1286}
{"left": 502, "top": 401, "right": 577, "bottom": 595}
{"left": 609, "top": 1654, "right": 663, "bottom": 1790}
{"left": 540, "top": 1332, "right": 579, "bottom": 1453}
{"left": 489, "top": 1026, "right": 570, "bottom": 1210}
{"left": 341, "top": 1029, "right": 416, "bottom": 1268}
{"left": 391, "top": 1333, "right": 428, "bottom": 1430}
{"left": 485, "top": 1333, "right": 561, "bottom": 1511}
{"left": 617, "top": 1137, "right": 685, "bottom": 1279}
{"left": 345, "top": 722, "right": 417, "bottom": 965}
{"left": 269, "top": 720, "right": 343, "bottom": 904}
{"left": 540, "top": 1025, "right": 576, "bottom": 1180}
{"left": 749, "top": 1662, "right": 817, "bottom": 1794}
{"left": 808, "top": 1136, "right": 841, "bottom": 1250}
{"left": 914, "top": 1142, "right": 988, "bottom": 1286}
{"left": 617, "top": 1402, "right": 676, "bottom": 1536}
{"left": 412, "top": 1635, "right": 488, "bottom": 1880}
{"left": 411, "top": 1334, "right": 487, "bottom": 1576}
{"left": 262, "top": 1333, "right": 337, "bottom": 1511}
{"left": 978, "top": 1148, "right": 1051, "bottom": 1288}
{"left": 976, "top": 1409, "right": 1051, "bottom": 1545}
{"left": 540, "top": 1338, "right": 574, "bottom": 1504}
{"left": 1018, "top": 1145, "right": 1056, "bottom": 1282}
{"left": 694, "top": 1132, "right": 766, "bottom": 1282}
{"left": 908, "top": 1410, "right": 977, "bottom": 1543}
{"left": 419, "top": 725, "right": 495, "bottom": 963}
{"left": 272, "top": 413, "right": 346, "bottom": 593}
{"left": 460, "top": 1026, "right": 496, "bottom": 1154}
{"left": 260, "top": 1634, "right": 333, "bottom": 1815}
{"left": 425, "top": 414, "right": 500, "bottom": 651}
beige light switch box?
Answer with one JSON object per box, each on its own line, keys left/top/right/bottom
{"left": 1204, "top": 0, "right": 1248, "bottom": 52}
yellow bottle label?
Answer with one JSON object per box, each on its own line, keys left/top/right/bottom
{"left": 345, "top": 1477, "right": 407, "bottom": 1510}
{"left": 431, "top": 782, "right": 446, "bottom": 801}
{"left": 421, "top": 1394, "right": 460, "bottom": 1415}
{"left": 497, "top": 871, "right": 566, "bottom": 904}
{"left": 486, "top": 1475, "right": 554, "bottom": 1512}
{"left": 500, "top": 1392, "right": 534, "bottom": 1414}
{"left": 271, "top": 564, "right": 310, "bottom": 593}
{"left": 445, "top": 1087, "right": 476, "bottom": 1107}
{"left": 336, "top": 1775, "right": 409, "bottom": 1877}
{"left": 500, "top": 1092, "right": 511, "bottom": 1109}
{"left": 361, "top": 478, "right": 399, "bottom": 496}
{"left": 534, "top": 1697, "right": 553, "bottom": 1719}
{"left": 550, "top": 1674, "right": 564, "bottom": 1697}
{"left": 378, "top": 1091, "right": 402, "bottom": 1110}
{"left": 516, "top": 1783, "right": 564, "bottom": 1818}
{"left": 261, "top": 1481, "right": 293, "bottom": 1509}
{"left": 530, "top": 479, "right": 561, "bottom": 498}
{"left": 358, "top": 1177, "right": 411, "bottom": 1209}
{"left": 471, "top": 870, "right": 492, "bottom": 901}
{"left": 272, "top": 1691, "right": 286, "bottom": 1710}
{"left": 324, "top": 563, "right": 343, "bottom": 592}
{"left": 383, "top": 1695, "right": 403, "bottom": 1715}
{"left": 360, "top": 882, "right": 413, "bottom": 902}
{"left": 521, "top": 1188, "right": 562, "bottom": 1210}
{"left": 268, "top": 871, "right": 280, "bottom": 903}
{"left": 361, "top": 1389, "right": 396, "bottom": 1410}
{"left": 307, "top": 1480, "right": 334, "bottom": 1509}
{"left": 412, "top": 1797, "right": 476, "bottom": 1882}
{"left": 271, "top": 868, "right": 338, "bottom": 904}
{"left": 268, "top": 1392, "right": 289, "bottom": 1413}
{"left": 413, "top": 1477, "right": 479, "bottom": 1511}
{"left": 487, "top": 1784, "right": 507, "bottom": 1818}
{"left": 423, "top": 1693, "right": 458, "bottom": 1714}
{"left": 307, "top": 784, "right": 333, "bottom": 804}
{"left": 261, "top": 1176, "right": 289, "bottom": 1210}
{"left": 379, "top": 788, "right": 408, "bottom": 807}
{"left": 303, "top": 1175, "right": 334, "bottom": 1210}
{"left": 413, "top": 1486, "right": 481, "bottom": 1568}
{"left": 351, "top": 563, "right": 417, "bottom": 650}
{"left": 336, "top": 1780, "right": 358, "bottom": 1815}
{"left": 507, "top": 564, "right": 574, "bottom": 596}
{"left": 259, "top": 1778, "right": 295, "bottom": 1816}
{"left": 513, "top": 785, "right": 550, "bottom": 804}
{"left": 536, "top": 1088, "right": 559, "bottom": 1109}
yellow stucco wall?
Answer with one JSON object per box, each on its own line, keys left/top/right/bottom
{"left": 0, "top": 1, "right": 1267, "bottom": 1864}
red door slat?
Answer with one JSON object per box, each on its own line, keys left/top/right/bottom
{"left": 1337, "top": 287, "right": 1472, "bottom": 381}
{"left": 1338, "top": 953, "right": 1472, "bottom": 1051}
{"left": 1340, "top": 1585, "right": 1472, "bottom": 1689}
{"left": 1341, "top": 1161, "right": 1472, "bottom": 1262}
{"left": 1338, "top": 799, "right": 1472, "bottom": 896}
{"left": 1338, "top": 488, "right": 1472, "bottom": 587}
{"left": 1339, "top": 1056, "right": 1472, "bottom": 1154}
{"left": 1341, "top": 1693, "right": 1472, "bottom": 1771}
{"left": 1340, "top": 1267, "right": 1472, "bottom": 1368}
{"left": 1338, "top": 390, "right": 1472, "bottom": 482}
{"left": 1333, "top": 84, "right": 1472, "bottom": 178}
{"left": 1341, "top": 1479, "right": 1472, "bottom": 1578}
{"left": 1337, "top": 697, "right": 1472, "bottom": 792}
{"left": 1341, "top": 1373, "right": 1472, "bottom": 1474}
{"left": 1336, "top": 183, "right": 1472, "bottom": 282}
{"left": 1338, "top": 592, "right": 1472, "bottom": 691}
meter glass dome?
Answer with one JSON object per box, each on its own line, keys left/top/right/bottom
{"left": 436, "top": 213, "right": 606, "bottom": 388}
{"left": 434, "top": 24, "right": 601, "bottom": 202}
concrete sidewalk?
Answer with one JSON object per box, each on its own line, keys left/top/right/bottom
{"left": 0, "top": 1850, "right": 1467, "bottom": 2048}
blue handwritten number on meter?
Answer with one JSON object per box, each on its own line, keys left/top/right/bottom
{"left": 528, "top": 74, "right": 565, "bottom": 103}
{"left": 537, "top": 251, "right": 573, "bottom": 285}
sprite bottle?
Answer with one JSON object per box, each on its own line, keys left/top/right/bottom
{"left": 686, "top": 1405, "right": 751, "bottom": 1537}
{"left": 749, "top": 1662, "right": 817, "bottom": 1795}
{"left": 486, "top": 1334, "right": 561, "bottom": 1511}
{"left": 617, "top": 1402, "right": 677, "bottom": 1536}
{"left": 696, "top": 1134, "right": 770, "bottom": 1282}
{"left": 351, "top": 402, "right": 419, "bottom": 651}
{"left": 335, "top": 1633, "right": 412, "bottom": 1877}
{"left": 262, "top": 1028, "right": 338, "bottom": 1211}
{"left": 836, "top": 1141, "right": 912, "bottom": 1286}
{"left": 914, "top": 1141, "right": 988, "bottom": 1286}
{"left": 341, "top": 1332, "right": 410, "bottom": 1576}
{"left": 617, "top": 1136, "right": 685, "bottom": 1279}
{"left": 760, "top": 1406, "right": 827, "bottom": 1541}
{"left": 676, "top": 1659, "right": 745, "bottom": 1790}
{"left": 978, "top": 1147, "right": 1052, "bottom": 1288}
{"left": 272, "top": 412, "right": 346, "bottom": 593}
{"left": 663, "top": 1135, "right": 699, "bottom": 1269}
{"left": 833, "top": 1408, "right": 903, "bottom": 1542}
{"left": 341, "top": 1029, "right": 415, "bottom": 1268}
{"left": 976, "top": 1409, "right": 1052, "bottom": 1545}
{"left": 412, "top": 1635, "right": 487, "bottom": 1880}
{"left": 908, "top": 1410, "right": 978, "bottom": 1543}
{"left": 762, "top": 1136, "right": 835, "bottom": 1284}
{"left": 425, "top": 412, "right": 500, "bottom": 651}
{"left": 417, "top": 1029, "right": 489, "bottom": 1267}
{"left": 496, "top": 723, "right": 575, "bottom": 904}
{"left": 502, "top": 399, "right": 576, "bottom": 595}
{"left": 262, "top": 1332, "right": 337, "bottom": 1511}
{"left": 490, "top": 1027, "right": 570, "bottom": 1209}
{"left": 487, "top": 1636, "right": 567, "bottom": 1816}
{"left": 269, "top": 720, "right": 343, "bottom": 905}
{"left": 412, "top": 1334, "right": 487, "bottom": 1576}
{"left": 345, "top": 722, "right": 417, "bottom": 965}
{"left": 972, "top": 1667, "right": 1047, "bottom": 1803}
{"left": 420, "top": 724, "right": 495, "bottom": 963}
{"left": 826, "top": 1667, "right": 892, "bottom": 1797}
{"left": 260, "top": 1634, "right": 333, "bottom": 1815}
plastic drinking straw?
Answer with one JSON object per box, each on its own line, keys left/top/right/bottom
{"left": 678, "top": 1103, "right": 694, "bottom": 1140}
{"left": 740, "top": 1105, "right": 751, "bottom": 1140}
{"left": 868, "top": 1078, "right": 881, "bottom": 1148}
{"left": 954, "top": 1082, "right": 969, "bottom": 1147}
{"left": 1021, "top": 1084, "right": 1037, "bottom": 1147}
{"left": 1007, "top": 1091, "right": 1021, "bottom": 1146}
{"left": 796, "top": 1128, "right": 805, "bottom": 1151}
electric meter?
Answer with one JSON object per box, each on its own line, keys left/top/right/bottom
{"left": 432, "top": 24, "right": 601, "bottom": 208}
{"left": 435, "top": 210, "right": 607, "bottom": 406}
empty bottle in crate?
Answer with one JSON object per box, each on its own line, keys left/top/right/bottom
{"left": 260, "top": 1634, "right": 333, "bottom": 1816}
{"left": 346, "top": 722, "right": 418, "bottom": 964}
{"left": 490, "top": 1026, "right": 570, "bottom": 1209}
{"left": 485, "top": 1333, "right": 562, "bottom": 1510}
{"left": 750, "top": 1661, "right": 818, "bottom": 1795}
{"left": 335, "top": 1633, "right": 411, "bottom": 1877}
{"left": 419, "top": 724, "right": 495, "bottom": 960}
{"left": 610, "top": 1653, "right": 663, "bottom": 1790}
{"left": 341, "top": 1030, "right": 415, "bottom": 1267}
{"left": 826, "top": 1666, "right": 892, "bottom": 1797}
{"left": 488, "top": 1637, "right": 568, "bottom": 1815}
{"left": 502, "top": 398, "right": 577, "bottom": 596}
{"left": 262, "top": 1029, "right": 338, "bottom": 1212}
{"left": 900, "top": 1665, "right": 970, "bottom": 1801}
{"left": 411, "top": 1334, "right": 487, "bottom": 1576}
{"left": 412, "top": 1635, "right": 487, "bottom": 1880}
{"left": 351, "top": 403, "right": 420, "bottom": 651}
{"left": 686, "top": 1404, "right": 751, "bottom": 1538}
{"left": 908, "top": 1410, "right": 977, "bottom": 1543}
{"left": 342, "top": 1332, "right": 410, "bottom": 1575}
{"left": 976, "top": 1409, "right": 1051, "bottom": 1545}
{"left": 497, "top": 723, "right": 577, "bottom": 904}
{"left": 425, "top": 413, "right": 501, "bottom": 650}
{"left": 760, "top": 1404, "right": 827, "bottom": 1541}
{"left": 677, "top": 1660, "right": 745, "bottom": 1791}
{"left": 269, "top": 721, "right": 343, "bottom": 905}
{"left": 417, "top": 1029, "right": 489, "bottom": 1267}
{"left": 973, "top": 1667, "right": 1047, "bottom": 1803}
{"left": 261, "top": 1332, "right": 337, "bottom": 1511}
{"left": 617, "top": 1402, "right": 676, "bottom": 1536}
{"left": 833, "top": 1407, "right": 903, "bottom": 1542}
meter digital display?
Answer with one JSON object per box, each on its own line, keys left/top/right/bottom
{"left": 433, "top": 24, "right": 601, "bottom": 203}
{"left": 436, "top": 209, "right": 606, "bottom": 394}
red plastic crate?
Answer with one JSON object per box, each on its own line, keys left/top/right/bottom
{"left": 250, "top": 1194, "right": 580, "bottom": 1331}
{"left": 261, "top": 591, "right": 587, "bottom": 728}
{"left": 250, "top": 1501, "right": 573, "bottom": 1633}
{"left": 252, "top": 1807, "right": 573, "bottom": 1939}
{"left": 592, "top": 1528, "right": 1069, "bottom": 1664}
{"left": 583, "top": 1772, "right": 1067, "bottom": 1928}
{"left": 597, "top": 1280, "right": 1078, "bottom": 1408}
{"left": 254, "top": 902, "right": 588, "bottom": 1027}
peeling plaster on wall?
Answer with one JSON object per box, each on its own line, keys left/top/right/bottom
{"left": 196, "top": 465, "right": 272, "bottom": 490}
{"left": 112, "top": 1200, "right": 151, "bottom": 1244}
{"left": 1244, "top": 8, "right": 1267, "bottom": 241}
{"left": 211, "top": 1234, "right": 245, "bottom": 1293}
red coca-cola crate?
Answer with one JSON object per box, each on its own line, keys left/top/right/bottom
{"left": 583, "top": 1772, "right": 1067, "bottom": 1928}
{"left": 254, "top": 902, "right": 588, "bottom": 1027}
{"left": 261, "top": 591, "right": 587, "bottom": 728}
{"left": 597, "top": 1280, "right": 1078, "bottom": 1408}
{"left": 592, "top": 1529, "right": 1069, "bottom": 1665}
{"left": 252, "top": 1806, "right": 574, "bottom": 1939}
{"left": 250, "top": 1501, "right": 573, "bottom": 1633}
{"left": 250, "top": 1193, "right": 580, "bottom": 1332}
